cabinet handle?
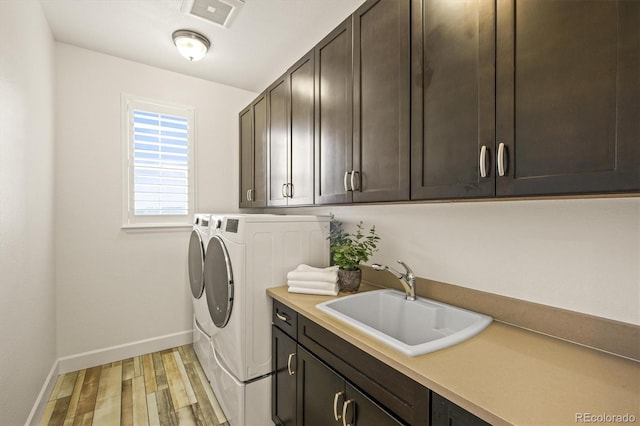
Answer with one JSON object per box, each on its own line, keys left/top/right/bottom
{"left": 342, "top": 399, "right": 355, "bottom": 426}
{"left": 343, "top": 171, "right": 352, "bottom": 192}
{"left": 275, "top": 312, "right": 289, "bottom": 322}
{"left": 281, "top": 183, "right": 287, "bottom": 198}
{"left": 246, "top": 189, "right": 252, "bottom": 202}
{"left": 333, "top": 391, "right": 344, "bottom": 421}
{"left": 288, "top": 183, "right": 294, "bottom": 198}
{"left": 497, "top": 142, "right": 507, "bottom": 177}
{"left": 287, "top": 353, "right": 296, "bottom": 376}
{"left": 350, "top": 170, "right": 360, "bottom": 192}
{"left": 479, "top": 146, "right": 488, "bottom": 178}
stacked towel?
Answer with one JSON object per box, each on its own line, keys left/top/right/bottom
{"left": 287, "top": 264, "right": 339, "bottom": 296}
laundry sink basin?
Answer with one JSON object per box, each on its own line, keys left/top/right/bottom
{"left": 316, "top": 289, "right": 492, "bottom": 356}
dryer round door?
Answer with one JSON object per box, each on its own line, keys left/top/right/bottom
{"left": 203, "top": 235, "right": 234, "bottom": 328}
{"left": 188, "top": 230, "right": 205, "bottom": 299}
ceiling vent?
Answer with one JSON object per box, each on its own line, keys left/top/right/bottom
{"left": 181, "top": 0, "right": 245, "bottom": 29}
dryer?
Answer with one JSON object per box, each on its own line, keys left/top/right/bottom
{"left": 188, "top": 213, "right": 224, "bottom": 383}
{"left": 200, "top": 214, "right": 329, "bottom": 426}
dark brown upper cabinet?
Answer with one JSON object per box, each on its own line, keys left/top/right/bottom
{"left": 316, "top": 1, "right": 411, "bottom": 206}
{"left": 411, "top": 0, "right": 496, "bottom": 200}
{"left": 245, "top": 0, "right": 639, "bottom": 209}
{"left": 239, "top": 105, "right": 253, "bottom": 207}
{"left": 267, "top": 52, "right": 315, "bottom": 207}
{"left": 239, "top": 93, "right": 267, "bottom": 208}
{"left": 496, "top": 0, "right": 640, "bottom": 196}
{"left": 266, "top": 74, "right": 290, "bottom": 206}
{"left": 288, "top": 52, "right": 316, "bottom": 206}
{"left": 314, "top": 19, "right": 354, "bottom": 205}
{"left": 352, "top": 0, "right": 411, "bottom": 202}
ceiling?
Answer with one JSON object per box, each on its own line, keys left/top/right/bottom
{"left": 39, "top": 0, "right": 365, "bottom": 93}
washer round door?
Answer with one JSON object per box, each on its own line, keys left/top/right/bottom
{"left": 188, "top": 230, "right": 205, "bottom": 299}
{"left": 203, "top": 235, "right": 234, "bottom": 328}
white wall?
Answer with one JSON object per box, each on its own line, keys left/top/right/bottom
{"left": 55, "top": 43, "right": 255, "bottom": 359}
{"left": 0, "top": 1, "right": 57, "bottom": 423}
{"left": 290, "top": 197, "right": 640, "bottom": 325}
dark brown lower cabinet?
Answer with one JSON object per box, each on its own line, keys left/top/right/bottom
{"left": 296, "top": 347, "right": 403, "bottom": 426}
{"left": 431, "top": 392, "right": 490, "bottom": 426}
{"left": 272, "top": 328, "right": 404, "bottom": 426}
{"left": 273, "top": 327, "right": 297, "bottom": 426}
{"left": 273, "top": 300, "right": 492, "bottom": 426}
{"left": 344, "top": 383, "right": 404, "bottom": 426}
{"left": 296, "top": 347, "right": 342, "bottom": 425}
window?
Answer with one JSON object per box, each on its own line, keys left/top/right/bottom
{"left": 122, "top": 95, "right": 195, "bottom": 227}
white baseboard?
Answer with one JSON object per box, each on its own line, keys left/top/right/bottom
{"left": 25, "top": 330, "right": 193, "bottom": 424}
{"left": 57, "top": 329, "right": 193, "bottom": 374}
{"left": 25, "top": 359, "right": 59, "bottom": 426}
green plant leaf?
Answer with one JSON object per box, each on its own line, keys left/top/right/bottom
{"left": 327, "top": 217, "right": 381, "bottom": 270}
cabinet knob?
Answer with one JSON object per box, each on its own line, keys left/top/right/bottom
{"left": 333, "top": 391, "right": 345, "bottom": 421}
{"left": 480, "top": 146, "right": 489, "bottom": 178}
{"left": 287, "top": 353, "right": 296, "bottom": 376}
{"left": 497, "top": 143, "right": 507, "bottom": 177}
{"left": 275, "top": 312, "right": 289, "bottom": 322}
{"left": 350, "top": 171, "right": 360, "bottom": 192}
{"left": 344, "top": 171, "right": 352, "bottom": 192}
{"left": 281, "top": 183, "right": 293, "bottom": 198}
{"left": 342, "top": 399, "right": 355, "bottom": 426}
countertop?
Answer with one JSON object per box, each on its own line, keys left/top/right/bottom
{"left": 267, "top": 285, "right": 640, "bottom": 426}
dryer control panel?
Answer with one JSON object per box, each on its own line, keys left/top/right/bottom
{"left": 225, "top": 219, "right": 239, "bottom": 233}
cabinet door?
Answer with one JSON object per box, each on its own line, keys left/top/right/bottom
{"left": 240, "top": 94, "right": 268, "bottom": 208}
{"left": 273, "top": 327, "right": 297, "bottom": 426}
{"left": 315, "top": 19, "right": 354, "bottom": 205}
{"left": 297, "top": 347, "right": 342, "bottom": 426}
{"left": 239, "top": 104, "right": 253, "bottom": 208}
{"left": 352, "top": 0, "right": 411, "bottom": 203}
{"left": 411, "top": 0, "right": 496, "bottom": 200}
{"left": 297, "top": 314, "right": 430, "bottom": 425}
{"left": 267, "top": 75, "right": 291, "bottom": 206}
{"left": 496, "top": 0, "right": 640, "bottom": 196}
{"left": 431, "top": 392, "right": 490, "bottom": 426}
{"left": 344, "top": 383, "right": 403, "bottom": 426}
{"left": 252, "top": 94, "right": 267, "bottom": 207}
{"left": 288, "top": 52, "right": 315, "bottom": 206}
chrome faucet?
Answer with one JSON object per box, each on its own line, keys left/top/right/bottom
{"left": 371, "top": 261, "right": 416, "bottom": 301}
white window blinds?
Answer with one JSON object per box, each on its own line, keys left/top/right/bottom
{"left": 132, "top": 110, "right": 189, "bottom": 215}
{"left": 123, "top": 95, "right": 195, "bottom": 227}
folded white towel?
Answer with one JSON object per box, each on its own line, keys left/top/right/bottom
{"left": 287, "top": 264, "right": 339, "bottom": 283}
{"left": 293, "top": 264, "right": 339, "bottom": 272}
{"left": 287, "top": 285, "right": 338, "bottom": 296}
{"left": 287, "top": 280, "right": 338, "bottom": 291}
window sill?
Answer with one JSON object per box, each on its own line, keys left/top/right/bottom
{"left": 121, "top": 223, "right": 192, "bottom": 232}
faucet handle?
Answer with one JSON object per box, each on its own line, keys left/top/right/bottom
{"left": 396, "top": 260, "right": 414, "bottom": 277}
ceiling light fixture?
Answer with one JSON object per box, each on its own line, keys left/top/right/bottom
{"left": 172, "top": 30, "right": 210, "bottom": 61}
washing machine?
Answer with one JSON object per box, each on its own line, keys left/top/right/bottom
{"left": 201, "top": 214, "right": 330, "bottom": 426}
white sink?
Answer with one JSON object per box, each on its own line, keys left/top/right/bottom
{"left": 316, "top": 289, "right": 492, "bottom": 356}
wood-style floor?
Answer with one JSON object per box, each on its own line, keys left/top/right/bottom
{"left": 39, "top": 345, "right": 229, "bottom": 426}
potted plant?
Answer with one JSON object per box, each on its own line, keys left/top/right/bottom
{"left": 328, "top": 217, "right": 381, "bottom": 293}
